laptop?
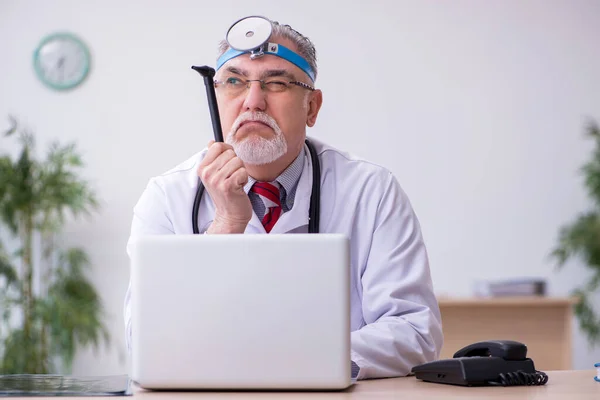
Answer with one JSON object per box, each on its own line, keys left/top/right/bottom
{"left": 130, "top": 233, "right": 351, "bottom": 390}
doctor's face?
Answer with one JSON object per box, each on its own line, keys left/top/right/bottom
{"left": 214, "top": 37, "right": 322, "bottom": 166}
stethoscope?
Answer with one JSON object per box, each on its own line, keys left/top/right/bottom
{"left": 191, "top": 16, "right": 321, "bottom": 234}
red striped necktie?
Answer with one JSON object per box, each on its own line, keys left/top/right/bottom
{"left": 251, "top": 182, "right": 282, "bottom": 233}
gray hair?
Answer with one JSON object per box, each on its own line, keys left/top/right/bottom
{"left": 218, "top": 19, "right": 318, "bottom": 81}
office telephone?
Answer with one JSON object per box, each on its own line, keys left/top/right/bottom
{"left": 411, "top": 340, "right": 549, "bottom": 387}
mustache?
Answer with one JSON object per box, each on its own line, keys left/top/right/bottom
{"left": 229, "top": 111, "right": 280, "bottom": 135}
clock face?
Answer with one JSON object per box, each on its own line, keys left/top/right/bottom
{"left": 33, "top": 32, "right": 91, "bottom": 91}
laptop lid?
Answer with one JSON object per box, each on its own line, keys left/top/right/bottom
{"left": 130, "top": 233, "right": 351, "bottom": 390}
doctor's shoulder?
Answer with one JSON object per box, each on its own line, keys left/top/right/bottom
{"left": 317, "top": 141, "right": 402, "bottom": 195}
{"left": 146, "top": 149, "right": 207, "bottom": 191}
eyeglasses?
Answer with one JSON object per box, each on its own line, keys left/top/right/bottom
{"left": 214, "top": 76, "right": 315, "bottom": 97}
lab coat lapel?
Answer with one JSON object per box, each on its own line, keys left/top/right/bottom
{"left": 246, "top": 210, "right": 266, "bottom": 233}
{"left": 268, "top": 145, "right": 312, "bottom": 234}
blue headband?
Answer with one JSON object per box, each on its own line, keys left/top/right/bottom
{"left": 216, "top": 42, "right": 316, "bottom": 82}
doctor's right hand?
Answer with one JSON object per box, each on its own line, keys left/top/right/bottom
{"left": 197, "top": 141, "right": 252, "bottom": 234}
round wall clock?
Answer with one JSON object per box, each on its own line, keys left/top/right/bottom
{"left": 33, "top": 32, "right": 91, "bottom": 91}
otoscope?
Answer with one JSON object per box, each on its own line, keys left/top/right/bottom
{"left": 191, "top": 66, "right": 224, "bottom": 142}
{"left": 190, "top": 65, "right": 223, "bottom": 234}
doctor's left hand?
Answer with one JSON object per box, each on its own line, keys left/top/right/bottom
{"left": 198, "top": 141, "right": 252, "bottom": 234}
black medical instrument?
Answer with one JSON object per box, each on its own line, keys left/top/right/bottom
{"left": 190, "top": 18, "right": 320, "bottom": 234}
{"left": 190, "top": 65, "right": 220, "bottom": 235}
{"left": 191, "top": 66, "right": 224, "bottom": 143}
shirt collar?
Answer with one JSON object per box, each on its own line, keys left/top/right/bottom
{"left": 244, "top": 149, "right": 305, "bottom": 208}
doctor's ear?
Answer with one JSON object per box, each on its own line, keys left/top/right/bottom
{"left": 306, "top": 89, "right": 323, "bottom": 127}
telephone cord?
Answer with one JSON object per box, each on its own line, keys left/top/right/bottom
{"left": 488, "top": 370, "right": 548, "bottom": 386}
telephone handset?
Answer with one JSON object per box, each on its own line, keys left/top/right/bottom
{"left": 453, "top": 339, "right": 527, "bottom": 359}
{"left": 411, "top": 340, "right": 549, "bottom": 386}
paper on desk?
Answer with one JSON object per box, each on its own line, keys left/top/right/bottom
{"left": 0, "top": 374, "right": 132, "bottom": 396}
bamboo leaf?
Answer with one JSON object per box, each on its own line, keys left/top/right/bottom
{"left": 3, "top": 115, "right": 17, "bottom": 137}
{"left": 0, "top": 249, "right": 18, "bottom": 288}
{"left": 573, "top": 290, "right": 600, "bottom": 346}
{"left": 44, "top": 247, "right": 109, "bottom": 370}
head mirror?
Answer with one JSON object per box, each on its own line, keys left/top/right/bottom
{"left": 216, "top": 15, "right": 316, "bottom": 82}
{"left": 226, "top": 16, "right": 273, "bottom": 52}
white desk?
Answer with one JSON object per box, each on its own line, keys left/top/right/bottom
{"left": 6, "top": 370, "right": 597, "bottom": 399}
{"left": 130, "top": 370, "right": 596, "bottom": 399}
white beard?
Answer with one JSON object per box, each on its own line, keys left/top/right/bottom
{"left": 225, "top": 111, "right": 288, "bottom": 165}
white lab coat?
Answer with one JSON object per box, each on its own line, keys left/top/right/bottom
{"left": 124, "top": 136, "right": 443, "bottom": 380}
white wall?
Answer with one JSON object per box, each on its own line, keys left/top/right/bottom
{"left": 1, "top": 0, "right": 600, "bottom": 374}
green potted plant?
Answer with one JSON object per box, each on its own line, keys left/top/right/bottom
{"left": 552, "top": 119, "right": 600, "bottom": 346}
{"left": 0, "top": 115, "right": 109, "bottom": 374}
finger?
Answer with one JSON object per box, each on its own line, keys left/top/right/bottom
{"left": 210, "top": 148, "right": 237, "bottom": 172}
{"left": 229, "top": 167, "right": 249, "bottom": 188}
{"left": 215, "top": 156, "right": 244, "bottom": 180}
{"left": 207, "top": 140, "right": 215, "bottom": 147}
{"left": 199, "top": 142, "right": 234, "bottom": 168}
{"left": 199, "top": 148, "right": 237, "bottom": 184}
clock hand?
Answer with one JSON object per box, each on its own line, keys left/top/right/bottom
{"left": 57, "top": 56, "right": 65, "bottom": 80}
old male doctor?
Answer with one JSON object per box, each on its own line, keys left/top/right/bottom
{"left": 124, "top": 16, "right": 443, "bottom": 380}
